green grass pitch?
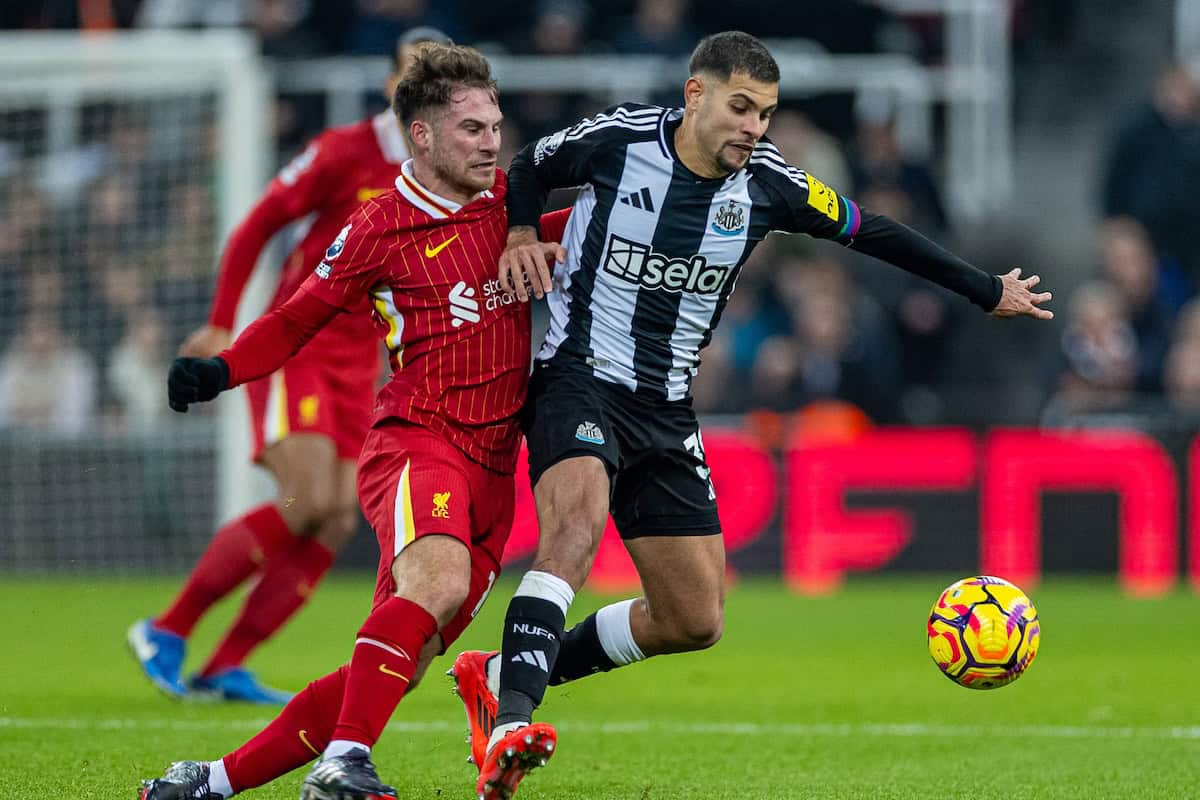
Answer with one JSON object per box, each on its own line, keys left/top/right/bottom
{"left": 2, "top": 575, "right": 1197, "bottom": 799}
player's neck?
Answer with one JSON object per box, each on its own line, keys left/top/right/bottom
{"left": 674, "top": 118, "right": 729, "bottom": 180}
{"left": 410, "top": 159, "right": 475, "bottom": 208}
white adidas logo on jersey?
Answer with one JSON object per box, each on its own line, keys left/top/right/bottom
{"left": 448, "top": 281, "right": 481, "bottom": 327}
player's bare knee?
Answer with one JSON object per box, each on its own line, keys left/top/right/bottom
{"left": 265, "top": 437, "right": 339, "bottom": 533}
{"left": 392, "top": 536, "right": 471, "bottom": 627}
{"left": 276, "top": 476, "right": 337, "bottom": 534}
{"left": 397, "top": 574, "right": 469, "bottom": 628}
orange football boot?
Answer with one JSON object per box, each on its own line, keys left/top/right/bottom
{"left": 448, "top": 650, "right": 498, "bottom": 769}
{"left": 475, "top": 723, "right": 557, "bottom": 800}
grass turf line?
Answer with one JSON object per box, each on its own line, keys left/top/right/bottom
{"left": 1, "top": 575, "right": 1197, "bottom": 799}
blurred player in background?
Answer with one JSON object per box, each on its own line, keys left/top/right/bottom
{"left": 139, "top": 44, "right": 570, "bottom": 800}
{"left": 453, "top": 30, "right": 1054, "bottom": 800}
{"left": 127, "top": 27, "right": 453, "bottom": 705}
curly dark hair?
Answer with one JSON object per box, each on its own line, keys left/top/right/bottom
{"left": 688, "top": 31, "right": 780, "bottom": 84}
{"left": 393, "top": 43, "right": 498, "bottom": 126}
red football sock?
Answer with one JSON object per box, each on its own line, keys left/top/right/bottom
{"left": 155, "top": 504, "right": 295, "bottom": 638}
{"left": 330, "top": 596, "right": 438, "bottom": 747}
{"left": 199, "top": 537, "right": 335, "bottom": 677}
{"left": 223, "top": 664, "right": 347, "bottom": 792}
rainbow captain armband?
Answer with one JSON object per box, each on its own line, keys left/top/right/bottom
{"left": 806, "top": 174, "right": 861, "bottom": 242}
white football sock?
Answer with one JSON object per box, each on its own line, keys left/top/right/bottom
{"left": 513, "top": 570, "right": 575, "bottom": 616}
{"left": 486, "top": 653, "right": 501, "bottom": 697}
{"left": 596, "top": 598, "right": 646, "bottom": 666}
{"left": 206, "top": 759, "right": 234, "bottom": 798}
{"left": 487, "top": 721, "right": 527, "bottom": 754}
{"left": 323, "top": 739, "right": 369, "bottom": 759}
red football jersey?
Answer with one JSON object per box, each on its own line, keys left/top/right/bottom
{"left": 208, "top": 111, "right": 408, "bottom": 383}
{"left": 301, "top": 166, "right": 528, "bottom": 473}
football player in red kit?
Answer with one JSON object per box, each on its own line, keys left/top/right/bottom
{"left": 127, "top": 28, "right": 452, "bottom": 705}
{"left": 139, "top": 44, "right": 568, "bottom": 800}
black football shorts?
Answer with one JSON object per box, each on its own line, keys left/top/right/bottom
{"left": 521, "top": 362, "right": 722, "bottom": 539}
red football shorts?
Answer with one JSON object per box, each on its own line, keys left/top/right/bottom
{"left": 357, "top": 420, "right": 515, "bottom": 649}
{"left": 244, "top": 345, "right": 375, "bottom": 462}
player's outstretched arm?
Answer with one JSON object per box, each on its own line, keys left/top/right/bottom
{"left": 167, "top": 289, "right": 340, "bottom": 413}
{"left": 850, "top": 213, "right": 1054, "bottom": 320}
{"left": 764, "top": 162, "right": 1054, "bottom": 320}
{"left": 990, "top": 268, "right": 1054, "bottom": 320}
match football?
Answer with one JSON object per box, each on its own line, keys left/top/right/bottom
{"left": 927, "top": 575, "right": 1041, "bottom": 689}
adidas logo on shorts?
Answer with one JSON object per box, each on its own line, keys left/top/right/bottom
{"left": 575, "top": 421, "right": 604, "bottom": 445}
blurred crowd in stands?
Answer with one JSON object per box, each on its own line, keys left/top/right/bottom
{"left": 2, "top": 0, "right": 1199, "bottom": 439}
{"left": 0, "top": 101, "right": 216, "bottom": 435}
{"left": 1045, "top": 63, "right": 1200, "bottom": 423}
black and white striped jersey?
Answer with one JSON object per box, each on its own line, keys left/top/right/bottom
{"left": 508, "top": 102, "right": 1001, "bottom": 401}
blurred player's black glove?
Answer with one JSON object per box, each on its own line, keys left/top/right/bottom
{"left": 168, "top": 356, "right": 230, "bottom": 413}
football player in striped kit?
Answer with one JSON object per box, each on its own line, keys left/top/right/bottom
{"left": 139, "top": 44, "right": 569, "bottom": 800}
{"left": 454, "top": 30, "right": 1054, "bottom": 800}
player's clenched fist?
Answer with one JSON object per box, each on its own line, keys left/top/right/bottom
{"left": 168, "top": 356, "right": 230, "bottom": 413}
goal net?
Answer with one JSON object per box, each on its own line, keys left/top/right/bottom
{"left": 0, "top": 32, "right": 270, "bottom": 573}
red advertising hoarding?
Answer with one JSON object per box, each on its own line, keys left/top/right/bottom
{"left": 500, "top": 427, "right": 1198, "bottom": 596}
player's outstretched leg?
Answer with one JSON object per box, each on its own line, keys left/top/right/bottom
{"left": 475, "top": 723, "right": 557, "bottom": 800}
{"left": 188, "top": 534, "right": 334, "bottom": 705}
{"left": 449, "top": 649, "right": 499, "bottom": 768}
{"left": 136, "top": 665, "right": 346, "bottom": 799}
{"left": 296, "top": 517, "right": 464, "bottom": 798}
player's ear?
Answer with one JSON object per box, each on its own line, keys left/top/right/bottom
{"left": 683, "top": 76, "right": 705, "bottom": 112}
{"left": 409, "top": 118, "right": 431, "bottom": 151}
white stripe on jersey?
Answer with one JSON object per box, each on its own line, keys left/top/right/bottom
{"left": 565, "top": 118, "right": 659, "bottom": 146}
{"left": 658, "top": 108, "right": 683, "bottom": 156}
{"left": 749, "top": 144, "right": 809, "bottom": 192}
{"left": 564, "top": 107, "right": 661, "bottom": 142}
{"left": 540, "top": 186, "right": 601, "bottom": 361}
{"left": 584, "top": 139, "right": 674, "bottom": 389}
{"left": 663, "top": 172, "right": 753, "bottom": 400}
{"left": 750, "top": 140, "right": 788, "bottom": 163}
